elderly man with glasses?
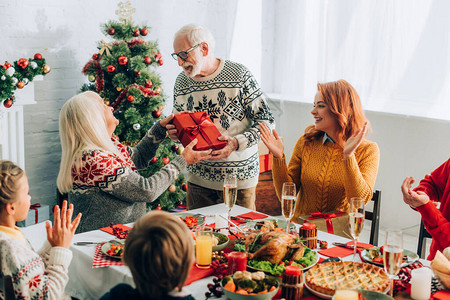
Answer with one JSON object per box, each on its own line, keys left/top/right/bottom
{"left": 167, "top": 24, "right": 275, "bottom": 210}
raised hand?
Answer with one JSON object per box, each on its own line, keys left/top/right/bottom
{"left": 181, "top": 138, "right": 213, "bottom": 164}
{"left": 258, "top": 123, "right": 284, "bottom": 158}
{"left": 46, "top": 200, "right": 82, "bottom": 249}
{"left": 343, "top": 122, "right": 368, "bottom": 159}
{"left": 210, "top": 135, "right": 238, "bottom": 160}
{"left": 401, "top": 176, "right": 430, "bottom": 208}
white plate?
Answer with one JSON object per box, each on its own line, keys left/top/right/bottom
{"left": 360, "top": 247, "right": 419, "bottom": 268}
{"left": 101, "top": 241, "right": 124, "bottom": 259}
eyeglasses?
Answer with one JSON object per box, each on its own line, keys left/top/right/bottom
{"left": 171, "top": 43, "right": 202, "bottom": 61}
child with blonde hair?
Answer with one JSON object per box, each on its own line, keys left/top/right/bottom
{"left": 100, "top": 211, "right": 195, "bottom": 300}
{"left": 0, "top": 160, "right": 82, "bottom": 299}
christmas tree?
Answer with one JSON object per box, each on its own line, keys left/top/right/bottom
{"left": 80, "top": 2, "right": 187, "bottom": 210}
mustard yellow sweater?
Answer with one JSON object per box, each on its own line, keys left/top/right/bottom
{"left": 272, "top": 135, "right": 379, "bottom": 224}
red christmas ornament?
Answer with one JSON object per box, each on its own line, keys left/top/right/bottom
{"left": 3, "top": 99, "right": 13, "bottom": 108}
{"left": 168, "top": 184, "right": 176, "bottom": 192}
{"left": 171, "top": 144, "right": 179, "bottom": 152}
{"left": 133, "top": 29, "right": 139, "bottom": 37}
{"left": 150, "top": 157, "right": 157, "bottom": 164}
{"left": 140, "top": 28, "right": 148, "bottom": 36}
{"left": 145, "top": 80, "right": 153, "bottom": 88}
{"left": 92, "top": 53, "right": 99, "bottom": 60}
{"left": 154, "top": 86, "right": 161, "bottom": 95}
{"left": 182, "top": 183, "right": 188, "bottom": 192}
{"left": 34, "top": 53, "right": 42, "bottom": 60}
{"left": 163, "top": 157, "right": 170, "bottom": 165}
{"left": 16, "top": 81, "right": 25, "bottom": 89}
{"left": 5, "top": 62, "right": 11, "bottom": 68}
{"left": 107, "top": 27, "right": 115, "bottom": 35}
{"left": 144, "top": 56, "right": 151, "bottom": 64}
{"left": 17, "top": 58, "right": 29, "bottom": 69}
{"left": 155, "top": 205, "right": 162, "bottom": 210}
{"left": 118, "top": 56, "right": 128, "bottom": 65}
{"left": 154, "top": 52, "right": 162, "bottom": 60}
{"left": 158, "top": 59, "right": 164, "bottom": 66}
{"left": 107, "top": 65, "right": 115, "bottom": 72}
{"left": 134, "top": 70, "right": 141, "bottom": 77}
{"left": 152, "top": 110, "right": 161, "bottom": 118}
{"left": 127, "top": 95, "right": 134, "bottom": 102}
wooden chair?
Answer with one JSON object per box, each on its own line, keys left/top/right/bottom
{"left": 365, "top": 190, "right": 381, "bottom": 246}
{"left": 417, "top": 219, "right": 432, "bottom": 258}
{"left": 0, "top": 257, "right": 16, "bottom": 300}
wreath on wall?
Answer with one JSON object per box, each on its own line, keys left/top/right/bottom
{"left": 0, "top": 53, "right": 51, "bottom": 108}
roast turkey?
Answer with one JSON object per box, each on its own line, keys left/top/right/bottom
{"left": 245, "top": 231, "right": 305, "bottom": 264}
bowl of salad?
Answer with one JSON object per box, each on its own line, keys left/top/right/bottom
{"left": 221, "top": 271, "right": 279, "bottom": 300}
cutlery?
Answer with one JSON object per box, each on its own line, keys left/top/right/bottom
{"left": 332, "top": 242, "right": 373, "bottom": 250}
{"left": 219, "top": 215, "right": 246, "bottom": 234}
{"left": 74, "top": 240, "right": 123, "bottom": 246}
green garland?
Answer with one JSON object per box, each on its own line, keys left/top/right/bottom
{"left": 0, "top": 54, "right": 51, "bottom": 106}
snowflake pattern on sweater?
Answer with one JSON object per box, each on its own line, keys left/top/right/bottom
{"left": 173, "top": 59, "right": 275, "bottom": 190}
{"left": 0, "top": 233, "right": 72, "bottom": 300}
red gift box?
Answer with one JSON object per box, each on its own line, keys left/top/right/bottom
{"left": 259, "top": 153, "right": 273, "bottom": 173}
{"left": 172, "top": 111, "right": 227, "bottom": 151}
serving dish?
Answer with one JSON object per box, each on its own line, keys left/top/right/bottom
{"left": 360, "top": 247, "right": 419, "bottom": 268}
{"left": 173, "top": 212, "right": 206, "bottom": 229}
{"left": 221, "top": 273, "right": 279, "bottom": 300}
{"left": 212, "top": 232, "right": 230, "bottom": 252}
{"left": 305, "top": 282, "right": 392, "bottom": 299}
{"left": 247, "top": 250, "right": 319, "bottom": 275}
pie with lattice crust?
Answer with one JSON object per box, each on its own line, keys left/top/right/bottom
{"left": 304, "top": 261, "right": 390, "bottom": 296}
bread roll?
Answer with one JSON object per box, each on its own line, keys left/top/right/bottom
{"left": 431, "top": 250, "right": 450, "bottom": 274}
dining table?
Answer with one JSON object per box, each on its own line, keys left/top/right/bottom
{"left": 58, "top": 203, "right": 429, "bottom": 300}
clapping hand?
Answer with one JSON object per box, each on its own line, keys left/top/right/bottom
{"left": 343, "top": 122, "right": 368, "bottom": 159}
{"left": 258, "top": 123, "right": 284, "bottom": 158}
{"left": 46, "top": 200, "right": 82, "bottom": 249}
{"left": 401, "top": 177, "right": 430, "bottom": 208}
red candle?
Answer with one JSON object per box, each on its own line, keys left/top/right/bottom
{"left": 227, "top": 251, "right": 247, "bottom": 275}
{"left": 285, "top": 265, "right": 302, "bottom": 276}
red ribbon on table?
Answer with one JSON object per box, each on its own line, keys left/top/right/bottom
{"left": 29, "top": 204, "right": 41, "bottom": 224}
{"left": 181, "top": 112, "right": 216, "bottom": 148}
{"left": 304, "top": 211, "right": 346, "bottom": 234}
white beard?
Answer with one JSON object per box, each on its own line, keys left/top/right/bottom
{"left": 183, "top": 60, "right": 203, "bottom": 78}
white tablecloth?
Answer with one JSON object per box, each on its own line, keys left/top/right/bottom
{"left": 63, "top": 203, "right": 353, "bottom": 300}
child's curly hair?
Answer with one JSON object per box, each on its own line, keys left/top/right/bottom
{"left": 0, "top": 160, "right": 24, "bottom": 208}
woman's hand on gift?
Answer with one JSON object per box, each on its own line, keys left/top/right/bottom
{"left": 165, "top": 111, "right": 190, "bottom": 141}
{"left": 401, "top": 176, "right": 430, "bottom": 208}
{"left": 210, "top": 136, "right": 238, "bottom": 159}
{"left": 181, "top": 139, "right": 213, "bottom": 164}
{"left": 258, "top": 123, "right": 284, "bottom": 158}
{"left": 46, "top": 200, "right": 82, "bottom": 249}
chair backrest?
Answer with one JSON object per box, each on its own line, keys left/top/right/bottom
{"left": 417, "top": 219, "right": 432, "bottom": 258}
{"left": 0, "top": 256, "right": 16, "bottom": 300}
{"left": 364, "top": 190, "right": 381, "bottom": 246}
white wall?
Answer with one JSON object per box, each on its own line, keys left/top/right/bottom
{"left": 270, "top": 98, "right": 450, "bottom": 234}
{"left": 1, "top": 0, "right": 236, "bottom": 207}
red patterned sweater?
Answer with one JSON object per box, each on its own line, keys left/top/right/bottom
{"left": 415, "top": 157, "right": 450, "bottom": 260}
{"left": 69, "top": 122, "right": 187, "bottom": 233}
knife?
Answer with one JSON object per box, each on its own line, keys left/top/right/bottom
{"left": 332, "top": 242, "right": 372, "bottom": 250}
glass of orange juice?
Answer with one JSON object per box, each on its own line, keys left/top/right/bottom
{"left": 195, "top": 227, "right": 213, "bottom": 269}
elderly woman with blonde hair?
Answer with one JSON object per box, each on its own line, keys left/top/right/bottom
{"left": 57, "top": 91, "right": 211, "bottom": 232}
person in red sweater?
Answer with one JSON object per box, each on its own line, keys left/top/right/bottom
{"left": 401, "top": 158, "right": 450, "bottom": 260}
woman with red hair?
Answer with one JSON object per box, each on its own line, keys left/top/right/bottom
{"left": 260, "top": 80, "right": 379, "bottom": 226}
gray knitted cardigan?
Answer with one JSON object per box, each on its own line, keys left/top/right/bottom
{"left": 68, "top": 121, "right": 187, "bottom": 233}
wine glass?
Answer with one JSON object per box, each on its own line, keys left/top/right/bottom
{"left": 281, "top": 182, "right": 296, "bottom": 233}
{"left": 348, "top": 197, "right": 365, "bottom": 261}
{"left": 223, "top": 173, "right": 237, "bottom": 229}
{"left": 383, "top": 230, "right": 403, "bottom": 296}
